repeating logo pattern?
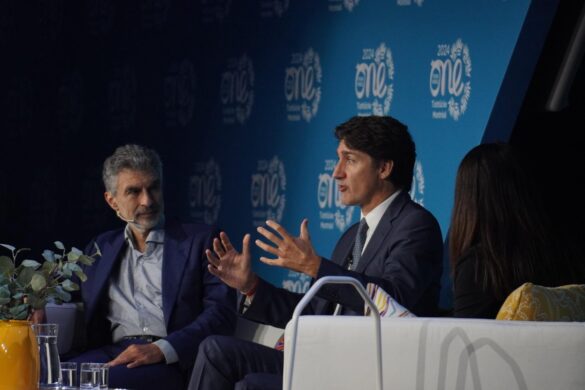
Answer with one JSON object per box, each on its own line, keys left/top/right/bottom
{"left": 282, "top": 271, "right": 312, "bottom": 293}
{"left": 108, "top": 65, "right": 137, "bottom": 133}
{"left": 355, "top": 42, "right": 395, "bottom": 116}
{"left": 329, "top": 0, "right": 360, "bottom": 12}
{"left": 285, "top": 48, "right": 322, "bottom": 122}
{"left": 87, "top": 0, "right": 115, "bottom": 36}
{"left": 58, "top": 71, "right": 84, "bottom": 136}
{"left": 251, "top": 156, "right": 286, "bottom": 227}
{"left": 430, "top": 38, "right": 472, "bottom": 121}
{"left": 397, "top": 0, "right": 424, "bottom": 6}
{"left": 140, "top": 0, "right": 170, "bottom": 30}
{"left": 201, "top": 0, "right": 232, "bottom": 23}
{"left": 317, "top": 159, "right": 356, "bottom": 232}
{"left": 164, "top": 59, "right": 196, "bottom": 127}
{"left": 409, "top": 159, "right": 425, "bottom": 206}
{"left": 260, "top": 0, "right": 290, "bottom": 18}
{"left": 189, "top": 159, "right": 222, "bottom": 225}
{"left": 220, "top": 54, "right": 255, "bottom": 125}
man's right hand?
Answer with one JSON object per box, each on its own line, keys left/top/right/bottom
{"left": 206, "top": 232, "right": 258, "bottom": 293}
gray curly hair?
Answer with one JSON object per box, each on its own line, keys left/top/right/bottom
{"left": 102, "top": 144, "right": 163, "bottom": 195}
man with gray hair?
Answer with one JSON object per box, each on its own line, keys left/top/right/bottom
{"left": 68, "top": 144, "right": 236, "bottom": 389}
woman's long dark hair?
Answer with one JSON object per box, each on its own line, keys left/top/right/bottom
{"left": 449, "top": 143, "right": 562, "bottom": 299}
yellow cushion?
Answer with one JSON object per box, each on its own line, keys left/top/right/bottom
{"left": 496, "top": 283, "right": 585, "bottom": 321}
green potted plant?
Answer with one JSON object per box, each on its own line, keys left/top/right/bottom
{"left": 0, "top": 241, "right": 99, "bottom": 390}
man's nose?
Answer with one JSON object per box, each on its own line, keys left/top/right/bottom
{"left": 333, "top": 161, "right": 344, "bottom": 179}
{"left": 139, "top": 190, "right": 153, "bottom": 206}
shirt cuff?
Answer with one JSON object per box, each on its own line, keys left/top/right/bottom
{"left": 153, "top": 339, "right": 179, "bottom": 364}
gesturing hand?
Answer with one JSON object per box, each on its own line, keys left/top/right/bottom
{"left": 107, "top": 343, "right": 164, "bottom": 368}
{"left": 255, "top": 219, "right": 321, "bottom": 278}
{"left": 206, "top": 232, "right": 258, "bottom": 293}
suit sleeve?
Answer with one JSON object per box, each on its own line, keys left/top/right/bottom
{"left": 241, "top": 277, "right": 318, "bottom": 329}
{"left": 315, "top": 209, "right": 443, "bottom": 315}
{"left": 163, "top": 227, "right": 237, "bottom": 371}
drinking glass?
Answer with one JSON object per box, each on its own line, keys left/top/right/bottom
{"left": 32, "top": 323, "right": 62, "bottom": 388}
{"left": 80, "top": 362, "right": 109, "bottom": 389}
{"left": 60, "top": 362, "right": 78, "bottom": 389}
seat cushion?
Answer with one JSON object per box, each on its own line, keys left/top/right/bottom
{"left": 496, "top": 282, "right": 585, "bottom": 321}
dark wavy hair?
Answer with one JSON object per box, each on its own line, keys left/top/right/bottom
{"left": 449, "top": 143, "right": 572, "bottom": 299}
{"left": 334, "top": 115, "right": 416, "bottom": 191}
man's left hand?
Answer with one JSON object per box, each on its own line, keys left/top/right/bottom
{"left": 107, "top": 343, "right": 164, "bottom": 368}
{"left": 255, "top": 219, "right": 321, "bottom": 278}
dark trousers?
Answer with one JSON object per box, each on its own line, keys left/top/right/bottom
{"left": 188, "top": 335, "right": 283, "bottom": 390}
{"left": 67, "top": 339, "right": 184, "bottom": 390}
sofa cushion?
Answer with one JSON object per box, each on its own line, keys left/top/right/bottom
{"left": 496, "top": 282, "right": 585, "bottom": 321}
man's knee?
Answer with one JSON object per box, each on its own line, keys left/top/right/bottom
{"left": 198, "top": 335, "right": 234, "bottom": 363}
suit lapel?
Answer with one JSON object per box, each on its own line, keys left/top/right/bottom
{"left": 162, "top": 222, "right": 190, "bottom": 327}
{"left": 87, "top": 234, "right": 124, "bottom": 319}
{"left": 355, "top": 191, "right": 410, "bottom": 273}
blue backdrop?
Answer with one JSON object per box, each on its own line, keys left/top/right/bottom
{"left": 0, "top": 0, "right": 559, "bottom": 309}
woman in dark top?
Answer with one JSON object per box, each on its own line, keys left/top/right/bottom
{"left": 449, "top": 143, "right": 581, "bottom": 318}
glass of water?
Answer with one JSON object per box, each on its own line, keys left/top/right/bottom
{"left": 32, "top": 323, "right": 61, "bottom": 388}
{"left": 79, "top": 362, "right": 108, "bottom": 389}
{"left": 60, "top": 362, "right": 77, "bottom": 389}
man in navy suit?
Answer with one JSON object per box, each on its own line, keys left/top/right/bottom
{"left": 70, "top": 144, "right": 236, "bottom": 390}
{"left": 188, "top": 116, "right": 443, "bottom": 389}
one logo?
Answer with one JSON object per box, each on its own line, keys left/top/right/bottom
{"left": 164, "top": 59, "right": 196, "bottom": 127}
{"left": 355, "top": 42, "right": 395, "bottom": 116}
{"left": 284, "top": 48, "right": 322, "bottom": 122}
{"left": 189, "top": 159, "right": 222, "bottom": 225}
{"left": 396, "top": 0, "right": 424, "bottom": 6}
{"left": 409, "top": 159, "right": 425, "bottom": 206}
{"left": 251, "top": 156, "right": 286, "bottom": 226}
{"left": 317, "top": 159, "right": 356, "bottom": 232}
{"left": 220, "top": 54, "right": 255, "bottom": 124}
{"left": 282, "top": 271, "right": 312, "bottom": 293}
{"left": 430, "top": 38, "right": 472, "bottom": 121}
{"left": 87, "top": 0, "right": 115, "bottom": 36}
{"left": 329, "top": 0, "right": 360, "bottom": 12}
{"left": 58, "top": 71, "right": 84, "bottom": 135}
{"left": 140, "top": 0, "right": 170, "bottom": 29}
{"left": 260, "top": 0, "right": 290, "bottom": 18}
{"left": 201, "top": 0, "right": 232, "bottom": 23}
{"left": 108, "top": 65, "right": 137, "bottom": 134}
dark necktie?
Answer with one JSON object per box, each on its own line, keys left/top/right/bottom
{"left": 350, "top": 218, "right": 369, "bottom": 270}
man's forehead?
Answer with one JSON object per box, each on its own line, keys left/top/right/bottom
{"left": 337, "top": 140, "right": 366, "bottom": 156}
{"left": 116, "top": 169, "right": 160, "bottom": 186}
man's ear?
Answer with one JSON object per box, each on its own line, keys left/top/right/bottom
{"left": 104, "top": 192, "right": 118, "bottom": 211}
{"left": 379, "top": 160, "right": 394, "bottom": 180}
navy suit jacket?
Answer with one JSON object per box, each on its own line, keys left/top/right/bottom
{"left": 244, "top": 191, "right": 443, "bottom": 328}
{"left": 81, "top": 219, "right": 236, "bottom": 371}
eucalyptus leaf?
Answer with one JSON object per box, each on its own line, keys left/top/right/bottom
{"left": 0, "top": 243, "right": 16, "bottom": 251}
{"left": 0, "top": 297, "right": 10, "bottom": 305}
{"left": 54, "top": 286, "right": 72, "bottom": 301}
{"left": 31, "top": 273, "right": 47, "bottom": 292}
{"left": 42, "top": 250, "right": 56, "bottom": 262}
{"left": 16, "top": 267, "right": 35, "bottom": 286}
{"left": 41, "top": 261, "right": 58, "bottom": 275}
{"left": 94, "top": 242, "right": 102, "bottom": 257}
{"left": 61, "top": 279, "right": 79, "bottom": 292}
{"left": 27, "top": 294, "right": 45, "bottom": 309}
{"left": 21, "top": 259, "right": 42, "bottom": 269}
{"left": 0, "top": 285, "right": 10, "bottom": 298}
{"left": 0, "top": 256, "right": 14, "bottom": 276}
{"left": 9, "top": 304, "right": 29, "bottom": 320}
{"left": 78, "top": 254, "right": 95, "bottom": 266}
{"left": 74, "top": 270, "right": 88, "bottom": 283}
{"left": 67, "top": 250, "right": 81, "bottom": 262}
{"left": 61, "top": 263, "right": 73, "bottom": 278}
{"left": 54, "top": 241, "right": 65, "bottom": 250}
